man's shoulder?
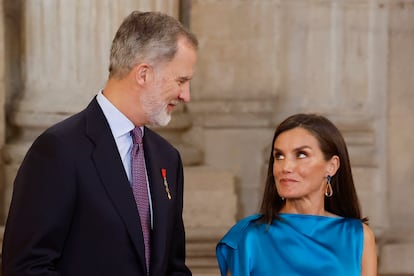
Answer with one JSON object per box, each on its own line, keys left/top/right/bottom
{"left": 34, "top": 99, "right": 99, "bottom": 146}
{"left": 144, "top": 127, "right": 177, "bottom": 152}
{"left": 45, "top": 98, "right": 100, "bottom": 135}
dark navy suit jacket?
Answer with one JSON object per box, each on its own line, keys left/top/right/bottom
{"left": 2, "top": 97, "right": 191, "bottom": 276}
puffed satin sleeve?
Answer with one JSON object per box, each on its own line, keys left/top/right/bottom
{"left": 216, "top": 214, "right": 262, "bottom": 276}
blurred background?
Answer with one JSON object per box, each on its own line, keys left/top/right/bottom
{"left": 0, "top": 0, "right": 413, "bottom": 275}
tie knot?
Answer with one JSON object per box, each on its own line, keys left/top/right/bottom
{"left": 131, "top": 127, "right": 143, "bottom": 145}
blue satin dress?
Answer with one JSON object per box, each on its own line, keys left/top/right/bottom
{"left": 216, "top": 213, "right": 364, "bottom": 276}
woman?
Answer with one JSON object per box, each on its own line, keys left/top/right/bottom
{"left": 216, "top": 113, "right": 377, "bottom": 276}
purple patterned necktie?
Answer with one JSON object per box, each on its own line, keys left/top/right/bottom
{"left": 131, "top": 127, "right": 150, "bottom": 274}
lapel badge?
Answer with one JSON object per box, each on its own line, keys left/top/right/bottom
{"left": 161, "top": 168, "right": 172, "bottom": 200}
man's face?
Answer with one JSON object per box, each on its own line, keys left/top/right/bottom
{"left": 141, "top": 38, "right": 197, "bottom": 126}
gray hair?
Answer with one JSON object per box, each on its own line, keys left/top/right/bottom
{"left": 109, "top": 11, "right": 198, "bottom": 79}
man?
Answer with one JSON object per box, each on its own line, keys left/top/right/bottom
{"left": 2, "top": 10, "right": 197, "bottom": 276}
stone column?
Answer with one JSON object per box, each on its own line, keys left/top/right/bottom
{"left": 190, "top": 0, "right": 286, "bottom": 218}
{"left": 0, "top": 0, "right": 6, "bottom": 211}
{"left": 379, "top": 1, "right": 414, "bottom": 274}
{"left": 1, "top": 2, "right": 237, "bottom": 275}
{"left": 190, "top": 0, "right": 389, "bottom": 235}
{"left": 0, "top": 0, "right": 181, "bottom": 262}
{"left": 2, "top": 0, "right": 179, "bottom": 226}
{"left": 0, "top": 0, "right": 6, "bottom": 270}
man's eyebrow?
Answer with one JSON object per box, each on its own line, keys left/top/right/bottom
{"left": 178, "top": 76, "right": 192, "bottom": 81}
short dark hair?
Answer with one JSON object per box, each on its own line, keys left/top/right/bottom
{"left": 260, "top": 113, "right": 366, "bottom": 224}
{"left": 109, "top": 11, "right": 198, "bottom": 79}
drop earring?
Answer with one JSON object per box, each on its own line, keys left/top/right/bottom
{"left": 325, "top": 175, "right": 333, "bottom": 197}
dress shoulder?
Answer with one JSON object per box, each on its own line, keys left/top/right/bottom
{"left": 218, "top": 214, "right": 262, "bottom": 249}
{"left": 216, "top": 214, "right": 262, "bottom": 276}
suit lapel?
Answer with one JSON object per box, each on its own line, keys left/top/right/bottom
{"left": 143, "top": 128, "right": 176, "bottom": 271}
{"left": 84, "top": 98, "right": 147, "bottom": 270}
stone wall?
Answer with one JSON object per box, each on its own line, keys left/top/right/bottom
{"left": 190, "top": 0, "right": 389, "bottom": 227}
{"left": 0, "top": 0, "right": 6, "bottom": 219}
{"left": 379, "top": 1, "right": 414, "bottom": 274}
{"left": 1, "top": 0, "right": 414, "bottom": 275}
{"left": 0, "top": 1, "right": 237, "bottom": 275}
{"left": 0, "top": 0, "right": 7, "bottom": 272}
{"left": 1, "top": 0, "right": 181, "bottom": 224}
{"left": 188, "top": 0, "right": 414, "bottom": 274}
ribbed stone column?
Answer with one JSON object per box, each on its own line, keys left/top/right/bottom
{"left": 0, "top": 0, "right": 6, "bottom": 217}
{"left": 0, "top": 1, "right": 7, "bottom": 271}
{"left": 1, "top": 2, "right": 221, "bottom": 275}
{"left": 190, "top": 0, "right": 388, "bottom": 233}
{"left": 2, "top": 0, "right": 180, "bottom": 229}
{"left": 379, "top": 1, "right": 414, "bottom": 274}
{"left": 6, "top": 1, "right": 414, "bottom": 274}
{"left": 13, "top": 0, "right": 178, "bottom": 132}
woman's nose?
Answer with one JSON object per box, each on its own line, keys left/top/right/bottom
{"left": 281, "top": 158, "right": 295, "bottom": 173}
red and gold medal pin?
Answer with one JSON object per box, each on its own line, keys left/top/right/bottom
{"left": 161, "top": 168, "right": 172, "bottom": 200}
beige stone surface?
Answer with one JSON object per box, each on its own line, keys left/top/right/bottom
{"left": 1, "top": 0, "right": 414, "bottom": 274}
{"left": 188, "top": 0, "right": 407, "bottom": 273}
{"left": 183, "top": 166, "right": 237, "bottom": 276}
{"left": 0, "top": 0, "right": 6, "bottom": 227}
{"left": 190, "top": 0, "right": 389, "bottom": 229}
{"left": 0, "top": 0, "right": 5, "bottom": 144}
{"left": 184, "top": 166, "right": 237, "bottom": 229}
{"left": 14, "top": 0, "right": 180, "bottom": 120}
{"left": 202, "top": 128, "right": 273, "bottom": 216}
{"left": 378, "top": 2, "right": 414, "bottom": 272}
{"left": 388, "top": 0, "right": 414, "bottom": 230}
{"left": 191, "top": 0, "right": 282, "bottom": 101}
{"left": 2, "top": 0, "right": 183, "bottom": 212}
{"left": 380, "top": 243, "right": 414, "bottom": 274}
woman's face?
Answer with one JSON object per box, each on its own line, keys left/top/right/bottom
{"left": 273, "top": 127, "right": 337, "bottom": 200}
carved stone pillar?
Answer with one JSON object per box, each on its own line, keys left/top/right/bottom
{"left": 1, "top": 1, "right": 236, "bottom": 275}
{"left": 379, "top": 1, "right": 414, "bottom": 274}
{"left": 0, "top": 0, "right": 6, "bottom": 271}
{"left": 189, "top": 3, "right": 398, "bottom": 274}
{"left": 2, "top": 0, "right": 180, "bottom": 223}
{"left": 0, "top": 0, "right": 6, "bottom": 217}
{"left": 190, "top": 0, "right": 389, "bottom": 233}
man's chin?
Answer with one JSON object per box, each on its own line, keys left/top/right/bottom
{"left": 149, "top": 114, "right": 171, "bottom": 127}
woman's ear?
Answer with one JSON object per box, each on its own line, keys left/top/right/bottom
{"left": 327, "top": 155, "right": 340, "bottom": 176}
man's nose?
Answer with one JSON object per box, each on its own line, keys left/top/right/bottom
{"left": 178, "top": 83, "right": 191, "bottom": 102}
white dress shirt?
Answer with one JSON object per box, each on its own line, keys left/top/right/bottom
{"left": 96, "top": 90, "right": 153, "bottom": 227}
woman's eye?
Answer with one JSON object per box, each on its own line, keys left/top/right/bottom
{"left": 274, "top": 153, "right": 284, "bottom": 160}
{"left": 297, "top": 152, "right": 307, "bottom": 159}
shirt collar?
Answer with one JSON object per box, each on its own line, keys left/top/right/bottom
{"left": 96, "top": 90, "right": 144, "bottom": 138}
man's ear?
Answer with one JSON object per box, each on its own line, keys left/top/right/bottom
{"left": 135, "top": 63, "right": 153, "bottom": 85}
{"left": 327, "top": 155, "right": 340, "bottom": 176}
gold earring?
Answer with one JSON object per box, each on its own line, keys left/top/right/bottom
{"left": 325, "top": 175, "right": 333, "bottom": 197}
